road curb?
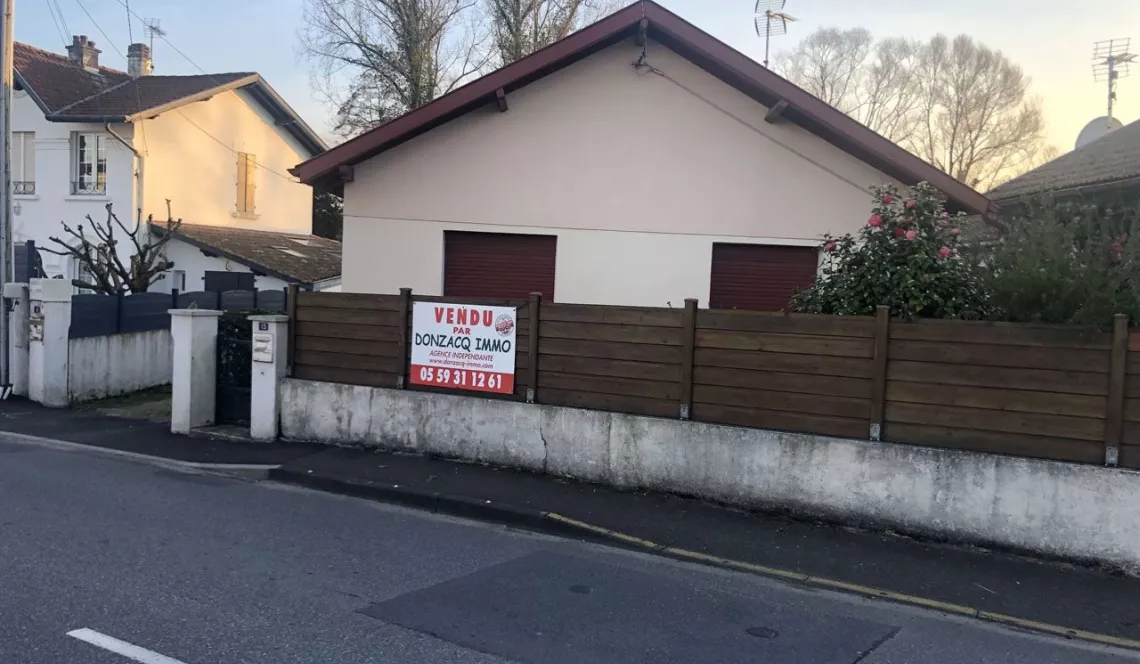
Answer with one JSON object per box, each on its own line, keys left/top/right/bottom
{"left": 0, "top": 431, "right": 280, "bottom": 478}
{"left": 270, "top": 466, "right": 1140, "bottom": 653}
{"left": 268, "top": 468, "right": 590, "bottom": 540}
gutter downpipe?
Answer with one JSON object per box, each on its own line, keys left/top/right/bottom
{"left": 105, "top": 122, "right": 146, "bottom": 266}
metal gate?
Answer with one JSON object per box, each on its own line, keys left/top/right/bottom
{"left": 216, "top": 311, "right": 252, "bottom": 425}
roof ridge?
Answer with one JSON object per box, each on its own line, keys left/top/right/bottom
{"left": 51, "top": 76, "right": 136, "bottom": 115}
{"left": 15, "top": 40, "right": 129, "bottom": 76}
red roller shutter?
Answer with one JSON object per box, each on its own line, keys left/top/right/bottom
{"left": 709, "top": 243, "right": 818, "bottom": 311}
{"left": 444, "top": 231, "right": 557, "bottom": 299}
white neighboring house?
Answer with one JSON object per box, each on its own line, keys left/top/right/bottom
{"left": 12, "top": 35, "right": 340, "bottom": 292}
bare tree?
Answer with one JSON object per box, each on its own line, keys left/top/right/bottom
{"left": 44, "top": 203, "right": 180, "bottom": 294}
{"left": 912, "top": 35, "right": 1047, "bottom": 191}
{"left": 777, "top": 29, "right": 1051, "bottom": 190}
{"left": 487, "top": 0, "right": 615, "bottom": 65}
{"left": 776, "top": 28, "right": 873, "bottom": 112}
{"left": 300, "top": 0, "right": 489, "bottom": 137}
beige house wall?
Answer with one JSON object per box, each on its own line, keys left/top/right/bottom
{"left": 342, "top": 36, "right": 901, "bottom": 304}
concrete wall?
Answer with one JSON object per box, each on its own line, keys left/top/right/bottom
{"left": 280, "top": 378, "right": 1140, "bottom": 572}
{"left": 68, "top": 329, "right": 172, "bottom": 402}
{"left": 341, "top": 35, "right": 899, "bottom": 302}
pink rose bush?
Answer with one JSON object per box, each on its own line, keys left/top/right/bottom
{"left": 793, "top": 182, "right": 991, "bottom": 320}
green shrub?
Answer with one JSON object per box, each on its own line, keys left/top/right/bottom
{"left": 985, "top": 197, "right": 1140, "bottom": 326}
{"left": 792, "top": 182, "right": 992, "bottom": 320}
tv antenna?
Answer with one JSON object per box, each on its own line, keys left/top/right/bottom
{"left": 754, "top": 0, "right": 797, "bottom": 68}
{"left": 143, "top": 18, "right": 166, "bottom": 56}
{"left": 1093, "top": 38, "right": 1135, "bottom": 129}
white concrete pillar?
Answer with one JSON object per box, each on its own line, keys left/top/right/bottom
{"left": 4, "top": 282, "right": 29, "bottom": 397}
{"left": 169, "top": 309, "right": 222, "bottom": 434}
{"left": 27, "top": 279, "right": 72, "bottom": 407}
{"left": 249, "top": 314, "right": 289, "bottom": 441}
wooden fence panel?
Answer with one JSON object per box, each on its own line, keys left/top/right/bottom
{"left": 1117, "top": 331, "right": 1140, "bottom": 468}
{"left": 292, "top": 292, "right": 405, "bottom": 388}
{"left": 296, "top": 290, "right": 401, "bottom": 311}
{"left": 883, "top": 319, "right": 1111, "bottom": 464}
{"left": 697, "top": 310, "right": 877, "bottom": 338}
{"left": 691, "top": 309, "right": 876, "bottom": 438}
{"left": 286, "top": 291, "right": 1130, "bottom": 468}
{"left": 536, "top": 303, "right": 684, "bottom": 418}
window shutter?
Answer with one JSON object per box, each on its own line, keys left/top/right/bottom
{"left": 236, "top": 153, "right": 247, "bottom": 212}
{"left": 245, "top": 154, "right": 257, "bottom": 213}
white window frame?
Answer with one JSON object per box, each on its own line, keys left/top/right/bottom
{"left": 71, "top": 132, "right": 107, "bottom": 195}
{"left": 12, "top": 131, "right": 34, "bottom": 195}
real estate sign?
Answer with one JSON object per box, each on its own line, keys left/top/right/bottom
{"left": 409, "top": 301, "right": 517, "bottom": 394}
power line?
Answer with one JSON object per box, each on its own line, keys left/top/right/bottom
{"left": 43, "top": 0, "right": 68, "bottom": 45}
{"left": 72, "top": 0, "right": 124, "bottom": 60}
{"left": 174, "top": 109, "right": 300, "bottom": 183}
{"left": 124, "top": 0, "right": 133, "bottom": 44}
{"left": 50, "top": 0, "right": 70, "bottom": 36}
{"left": 70, "top": 0, "right": 148, "bottom": 151}
{"left": 107, "top": 0, "right": 304, "bottom": 183}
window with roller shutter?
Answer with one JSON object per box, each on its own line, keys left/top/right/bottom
{"left": 708, "top": 243, "right": 818, "bottom": 311}
{"left": 444, "top": 231, "right": 557, "bottom": 300}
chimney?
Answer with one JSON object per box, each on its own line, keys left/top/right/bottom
{"left": 66, "top": 35, "right": 101, "bottom": 71}
{"left": 128, "top": 43, "right": 152, "bottom": 78}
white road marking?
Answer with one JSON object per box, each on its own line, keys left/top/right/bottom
{"left": 66, "top": 628, "right": 189, "bottom": 664}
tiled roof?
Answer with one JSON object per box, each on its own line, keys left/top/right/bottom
{"left": 14, "top": 41, "right": 253, "bottom": 118}
{"left": 14, "top": 41, "right": 129, "bottom": 112}
{"left": 153, "top": 223, "right": 342, "bottom": 284}
{"left": 58, "top": 73, "right": 255, "bottom": 118}
{"left": 14, "top": 40, "right": 326, "bottom": 155}
{"left": 988, "top": 118, "right": 1140, "bottom": 201}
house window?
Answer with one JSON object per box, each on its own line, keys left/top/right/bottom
{"left": 12, "top": 132, "right": 34, "bottom": 195}
{"left": 72, "top": 132, "right": 107, "bottom": 195}
{"left": 236, "top": 152, "right": 256, "bottom": 215}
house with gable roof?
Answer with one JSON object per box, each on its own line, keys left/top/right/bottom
{"left": 13, "top": 35, "right": 340, "bottom": 292}
{"left": 292, "top": 1, "right": 991, "bottom": 309}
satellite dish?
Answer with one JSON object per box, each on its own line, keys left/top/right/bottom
{"left": 1075, "top": 116, "right": 1124, "bottom": 149}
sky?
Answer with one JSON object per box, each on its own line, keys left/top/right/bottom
{"left": 19, "top": 0, "right": 1140, "bottom": 152}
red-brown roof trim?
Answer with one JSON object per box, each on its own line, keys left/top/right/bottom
{"left": 292, "top": 0, "right": 992, "bottom": 215}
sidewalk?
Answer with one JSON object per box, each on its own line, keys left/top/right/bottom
{"left": 2, "top": 399, "right": 1138, "bottom": 646}
{"left": 0, "top": 399, "right": 318, "bottom": 464}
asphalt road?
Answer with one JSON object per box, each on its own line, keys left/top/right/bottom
{"left": 1, "top": 436, "right": 1136, "bottom": 664}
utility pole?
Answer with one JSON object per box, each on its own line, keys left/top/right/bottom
{"left": 0, "top": 0, "right": 13, "bottom": 398}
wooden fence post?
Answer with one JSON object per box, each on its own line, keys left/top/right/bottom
{"left": 1105, "top": 313, "right": 1128, "bottom": 467}
{"left": 679, "top": 298, "right": 697, "bottom": 420}
{"left": 868, "top": 305, "right": 891, "bottom": 441}
{"left": 397, "top": 287, "right": 412, "bottom": 388}
{"left": 527, "top": 292, "right": 541, "bottom": 403}
{"left": 286, "top": 284, "right": 299, "bottom": 376}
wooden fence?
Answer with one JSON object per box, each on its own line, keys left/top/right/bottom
{"left": 289, "top": 289, "right": 1139, "bottom": 469}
